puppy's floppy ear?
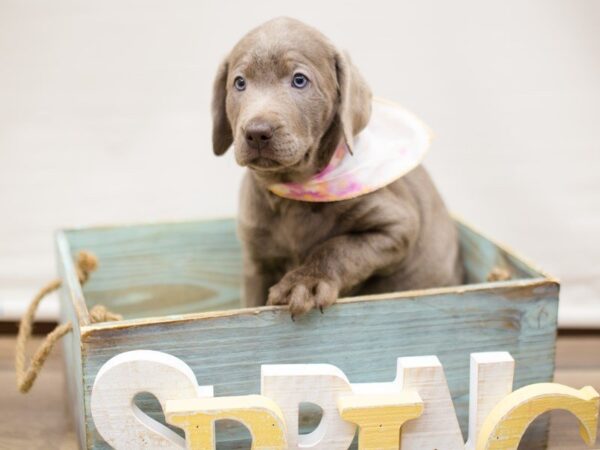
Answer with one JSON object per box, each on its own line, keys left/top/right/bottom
{"left": 212, "top": 59, "right": 233, "bottom": 155}
{"left": 334, "top": 50, "right": 372, "bottom": 153}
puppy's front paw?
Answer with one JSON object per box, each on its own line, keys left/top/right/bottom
{"left": 267, "top": 269, "right": 339, "bottom": 317}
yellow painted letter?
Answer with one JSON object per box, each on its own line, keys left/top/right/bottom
{"left": 166, "top": 395, "right": 287, "bottom": 450}
{"left": 338, "top": 391, "right": 424, "bottom": 450}
{"left": 477, "top": 383, "right": 599, "bottom": 450}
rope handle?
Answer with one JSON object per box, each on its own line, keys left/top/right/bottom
{"left": 15, "top": 251, "right": 122, "bottom": 393}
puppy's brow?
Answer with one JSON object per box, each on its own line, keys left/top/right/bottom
{"left": 232, "top": 48, "right": 316, "bottom": 81}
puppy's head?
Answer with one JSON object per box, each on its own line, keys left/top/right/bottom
{"left": 212, "top": 17, "right": 372, "bottom": 181}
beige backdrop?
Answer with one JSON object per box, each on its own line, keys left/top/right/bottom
{"left": 1, "top": 0, "right": 599, "bottom": 326}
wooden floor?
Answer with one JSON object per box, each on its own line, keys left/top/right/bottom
{"left": 1, "top": 334, "right": 599, "bottom": 449}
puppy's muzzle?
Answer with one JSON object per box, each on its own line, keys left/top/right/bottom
{"left": 245, "top": 120, "right": 273, "bottom": 150}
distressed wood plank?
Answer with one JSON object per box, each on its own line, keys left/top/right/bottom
{"left": 56, "top": 233, "right": 89, "bottom": 450}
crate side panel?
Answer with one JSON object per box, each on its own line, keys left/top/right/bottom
{"left": 81, "top": 281, "right": 558, "bottom": 448}
{"left": 65, "top": 219, "right": 243, "bottom": 319}
{"left": 57, "top": 252, "right": 87, "bottom": 449}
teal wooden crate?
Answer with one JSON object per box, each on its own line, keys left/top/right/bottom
{"left": 56, "top": 217, "right": 559, "bottom": 449}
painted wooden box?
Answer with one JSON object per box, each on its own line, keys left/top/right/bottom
{"left": 56, "top": 217, "right": 559, "bottom": 449}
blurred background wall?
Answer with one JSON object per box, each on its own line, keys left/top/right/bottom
{"left": 0, "top": 0, "right": 598, "bottom": 327}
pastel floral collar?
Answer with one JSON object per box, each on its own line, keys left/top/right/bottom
{"left": 268, "top": 98, "right": 432, "bottom": 202}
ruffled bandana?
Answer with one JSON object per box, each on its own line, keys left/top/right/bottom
{"left": 268, "top": 98, "right": 431, "bottom": 202}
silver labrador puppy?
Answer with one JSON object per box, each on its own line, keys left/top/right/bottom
{"left": 212, "top": 17, "right": 463, "bottom": 317}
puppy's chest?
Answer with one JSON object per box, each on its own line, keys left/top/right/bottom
{"left": 246, "top": 201, "right": 337, "bottom": 261}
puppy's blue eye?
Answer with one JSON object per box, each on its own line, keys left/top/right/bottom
{"left": 234, "top": 76, "right": 246, "bottom": 91}
{"left": 292, "top": 73, "right": 309, "bottom": 89}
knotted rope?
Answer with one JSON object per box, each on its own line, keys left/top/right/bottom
{"left": 15, "top": 251, "right": 122, "bottom": 393}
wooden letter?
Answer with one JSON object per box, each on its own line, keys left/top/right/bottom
{"left": 396, "top": 355, "right": 465, "bottom": 449}
{"left": 261, "top": 364, "right": 355, "bottom": 449}
{"left": 465, "top": 352, "right": 515, "bottom": 449}
{"left": 91, "top": 350, "right": 213, "bottom": 449}
{"left": 338, "top": 391, "right": 424, "bottom": 450}
{"left": 392, "top": 352, "right": 515, "bottom": 449}
{"left": 477, "top": 383, "right": 600, "bottom": 450}
{"left": 166, "top": 395, "right": 287, "bottom": 450}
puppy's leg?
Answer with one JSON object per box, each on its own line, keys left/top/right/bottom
{"left": 268, "top": 225, "right": 415, "bottom": 316}
{"left": 243, "top": 259, "right": 283, "bottom": 308}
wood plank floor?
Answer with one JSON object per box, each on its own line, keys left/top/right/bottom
{"left": 1, "top": 334, "right": 599, "bottom": 449}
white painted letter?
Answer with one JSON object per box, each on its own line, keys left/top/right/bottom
{"left": 261, "top": 364, "right": 355, "bottom": 449}
{"left": 91, "top": 350, "right": 213, "bottom": 449}
{"left": 396, "top": 356, "right": 465, "bottom": 449}
{"left": 465, "top": 352, "right": 514, "bottom": 449}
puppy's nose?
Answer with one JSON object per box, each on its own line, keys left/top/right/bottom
{"left": 245, "top": 122, "right": 273, "bottom": 150}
